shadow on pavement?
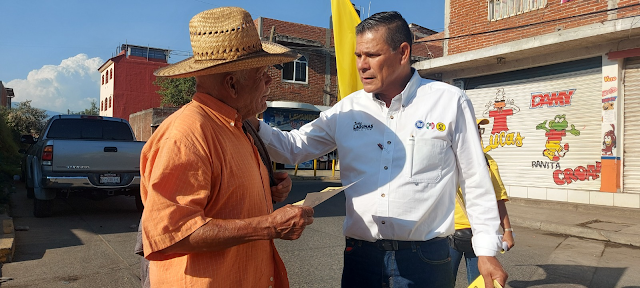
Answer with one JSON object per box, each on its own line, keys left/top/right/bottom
{"left": 508, "top": 264, "right": 628, "bottom": 288}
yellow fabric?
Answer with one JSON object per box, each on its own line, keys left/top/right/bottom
{"left": 331, "top": 0, "right": 363, "bottom": 100}
{"left": 454, "top": 154, "right": 509, "bottom": 230}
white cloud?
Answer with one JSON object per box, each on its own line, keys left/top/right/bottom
{"left": 7, "top": 54, "right": 103, "bottom": 113}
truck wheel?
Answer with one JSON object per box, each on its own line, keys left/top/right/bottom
{"left": 34, "top": 198, "right": 54, "bottom": 217}
{"left": 27, "top": 186, "right": 34, "bottom": 199}
{"left": 135, "top": 192, "right": 144, "bottom": 212}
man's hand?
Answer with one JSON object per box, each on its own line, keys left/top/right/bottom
{"left": 502, "top": 231, "right": 515, "bottom": 251}
{"left": 478, "top": 256, "right": 507, "bottom": 288}
{"left": 271, "top": 171, "right": 292, "bottom": 203}
{"left": 269, "top": 205, "right": 314, "bottom": 240}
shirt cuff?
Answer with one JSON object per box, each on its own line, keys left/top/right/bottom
{"left": 471, "top": 233, "right": 502, "bottom": 256}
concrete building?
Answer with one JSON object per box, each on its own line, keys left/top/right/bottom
{"left": 414, "top": 0, "right": 640, "bottom": 208}
{"left": 97, "top": 44, "right": 170, "bottom": 121}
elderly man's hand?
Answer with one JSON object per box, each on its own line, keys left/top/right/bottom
{"left": 271, "top": 171, "right": 292, "bottom": 203}
{"left": 478, "top": 256, "right": 507, "bottom": 288}
{"left": 270, "top": 205, "right": 314, "bottom": 240}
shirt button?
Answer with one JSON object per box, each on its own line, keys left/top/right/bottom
{"left": 270, "top": 277, "right": 273, "bottom": 281}
{"left": 390, "top": 115, "right": 394, "bottom": 119}
{"left": 382, "top": 221, "right": 386, "bottom": 224}
{"left": 381, "top": 193, "right": 385, "bottom": 197}
{"left": 230, "top": 121, "right": 235, "bottom": 126}
{"left": 384, "top": 166, "right": 388, "bottom": 170}
{"left": 387, "top": 141, "right": 391, "bottom": 144}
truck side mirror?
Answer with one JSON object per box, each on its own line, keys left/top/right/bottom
{"left": 20, "top": 135, "right": 36, "bottom": 144}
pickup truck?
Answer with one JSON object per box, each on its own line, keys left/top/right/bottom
{"left": 20, "top": 115, "right": 145, "bottom": 217}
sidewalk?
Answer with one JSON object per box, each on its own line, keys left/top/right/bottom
{"left": 506, "top": 197, "right": 640, "bottom": 247}
{"left": 285, "top": 170, "right": 640, "bottom": 248}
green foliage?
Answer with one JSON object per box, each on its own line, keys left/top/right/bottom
{"left": 154, "top": 77, "right": 196, "bottom": 107}
{"left": 0, "top": 111, "right": 20, "bottom": 205}
{"left": 2, "top": 100, "right": 48, "bottom": 136}
{"left": 71, "top": 99, "right": 99, "bottom": 115}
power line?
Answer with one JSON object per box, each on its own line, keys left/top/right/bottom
{"left": 416, "top": 3, "right": 640, "bottom": 44}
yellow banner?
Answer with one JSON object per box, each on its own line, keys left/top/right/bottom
{"left": 331, "top": 0, "right": 363, "bottom": 101}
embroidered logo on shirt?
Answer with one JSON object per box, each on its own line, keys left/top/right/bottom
{"left": 436, "top": 122, "right": 446, "bottom": 132}
{"left": 353, "top": 122, "right": 374, "bottom": 131}
{"left": 415, "top": 120, "right": 425, "bottom": 129}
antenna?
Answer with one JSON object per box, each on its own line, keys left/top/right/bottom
{"left": 368, "top": 1, "right": 371, "bottom": 17}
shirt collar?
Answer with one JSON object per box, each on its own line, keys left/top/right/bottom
{"left": 399, "top": 69, "right": 422, "bottom": 108}
{"left": 192, "top": 92, "right": 243, "bottom": 130}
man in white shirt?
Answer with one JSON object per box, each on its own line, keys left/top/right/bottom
{"left": 254, "top": 11, "right": 507, "bottom": 288}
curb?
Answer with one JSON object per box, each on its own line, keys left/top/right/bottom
{"left": 290, "top": 175, "right": 341, "bottom": 181}
{"left": 510, "top": 215, "right": 640, "bottom": 247}
{"left": 0, "top": 212, "right": 15, "bottom": 263}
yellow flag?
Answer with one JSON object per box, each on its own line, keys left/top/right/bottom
{"left": 331, "top": 0, "right": 363, "bottom": 101}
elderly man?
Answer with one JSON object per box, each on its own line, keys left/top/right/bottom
{"left": 252, "top": 11, "right": 507, "bottom": 288}
{"left": 140, "top": 7, "right": 314, "bottom": 288}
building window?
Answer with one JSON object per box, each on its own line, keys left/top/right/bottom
{"left": 102, "top": 75, "right": 104, "bottom": 85}
{"left": 109, "top": 96, "right": 112, "bottom": 108}
{"left": 101, "top": 100, "right": 104, "bottom": 111}
{"left": 105, "top": 72, "right": 109, "bottom": 84}
{"left": 488, "top": 0, "right": 547, "bottom": 21}
{"left": 282, "top": 55, "right": 308, "bottom": 84}
{"left": 110, "top": 68, "right": 113, "bottom": 79}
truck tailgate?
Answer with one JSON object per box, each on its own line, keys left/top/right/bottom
{"left": 50, "top": 140, "right": 144, "bottom": 173}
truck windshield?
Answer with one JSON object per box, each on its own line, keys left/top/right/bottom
{"left": 47, "top": 119, "right": 134, "bottom": 141}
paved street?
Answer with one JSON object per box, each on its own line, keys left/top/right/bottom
{"left": 2, "top": 180, "right": 640, "bottom": 287}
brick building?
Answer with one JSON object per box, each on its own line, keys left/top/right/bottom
{"left": 414, "top": 1, "right": 640, "bottom": 208}
{"left": 0, "top": 81, "right": 14, "bottom": 109}
{"left": 98, "top": 44, "right": 170, "bottom": 121}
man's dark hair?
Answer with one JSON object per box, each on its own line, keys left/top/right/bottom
{"left": 355, "top": 11, "right": 412, "bottom": 54}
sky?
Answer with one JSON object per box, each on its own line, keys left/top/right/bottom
{"left": 0, "top": 0, "right": 444, "bottom": 113}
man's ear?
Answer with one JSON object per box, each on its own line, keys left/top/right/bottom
{"left": 399, "top": 42, "right": 411, "bottom": 65}
{"left": 224, "top": 73, "right": 239, "bottom": 99}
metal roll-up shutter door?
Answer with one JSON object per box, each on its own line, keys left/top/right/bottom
{"left": 464, "top": 68, "right": 602, "bottom": 190}
{"left": 623, "top": 57, "right": 640, "bottom": 193}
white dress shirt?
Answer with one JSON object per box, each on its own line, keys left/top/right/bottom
{"left": 259, "top": 70, "right": 502, "bottom": 256}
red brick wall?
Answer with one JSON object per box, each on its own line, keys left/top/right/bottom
{"left": 256, "top": 18, "right": 338, "bottom": 106}
{"left": 111, "top": 56, "right": 169, "bottom": 121}
{"left": 414, "top": 32, "right": 444, "bottom": 58}
{"left": 447, "top": 0, "right": 627, "bottom": 55}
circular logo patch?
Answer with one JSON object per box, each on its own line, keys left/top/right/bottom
{"left": 436, "top": 122, "right": 446, "bottom": 132}
{"left": 415, "top": 120, "right": 425, "bottom": 129}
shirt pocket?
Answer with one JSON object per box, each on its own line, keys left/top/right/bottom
{"left": 407, "top": 137, "right": 449, "bottom": 183}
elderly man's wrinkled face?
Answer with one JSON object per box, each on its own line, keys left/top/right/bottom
{"left": 236, "top": 66, "right": 272, "bottom": 119}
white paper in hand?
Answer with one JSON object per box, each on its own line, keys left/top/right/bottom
{"left": 293, "top": 180, "right": 359, "bottom": 207}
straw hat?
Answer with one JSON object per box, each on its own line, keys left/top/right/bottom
{"left": 477, "top": 118, "right": 490, "bottom": 125}
{"left": 154, "top": 7, "right": 298, "bottom": 78}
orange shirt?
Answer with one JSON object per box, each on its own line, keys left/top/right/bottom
{"left": 140, "top": 92, "right": 288, "bottom": 287}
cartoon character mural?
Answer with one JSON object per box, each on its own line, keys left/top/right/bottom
{"left": 536, "top": 114, "right": 580, "bottom": 161}
{"left": 602, "top": 124, "right": 616, "bottom": 156}
{"left": 483, "top": 88, "right": 520, "bottom": 134}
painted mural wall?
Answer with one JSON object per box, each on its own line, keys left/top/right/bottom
{"left": 465, "top": 69, "right": 603, "bottom": 190}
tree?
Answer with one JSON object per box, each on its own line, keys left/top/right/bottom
{"left": 71, "top": 99, "right": 99, "bottom": 115}
{"left": 154, "top": 77, "right": 196, "bottom": 107}
{"left": 1, "top": 100, "right": 48, "bottom": 137}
